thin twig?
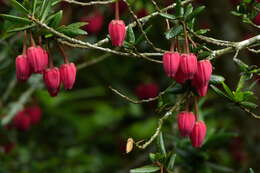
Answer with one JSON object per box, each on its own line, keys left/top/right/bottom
{"left": 109, "top": 82, "right": 176, "bottom": 104}
{"left": 94, "top": 0, "right": 195, "bottom": 46}
{"left": 122, "top": 0, "right": 165, "bottom": 52}
{"left": 135, "top": 94, "right": 187, "bottom": 149}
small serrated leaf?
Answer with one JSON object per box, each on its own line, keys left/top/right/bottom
{"left": 210, "top": 75, "right": 225, "bottom": 84}
{"left": 210, "top": 85, "right": 231, "bottom": 100}
{"left": 240, "top": 101, "right": 258, "bottom": 109}
{"left": 10, "top": 0, "right": 29, "bottom": 14}
{"left": 7, "top": 24, "right": 35, "bottom": 32}
{"left": 165, "top": 25, "right": 183, "bottom": 40}
{"left": 221, "top": 82, "right": 234, "bottom": 100}
{"left": 127, "top": 26, "right": 135, "bottom": 44}
{"left": 130, "top": 165, "right": 160, "bottom": 173}
{"left": 157, "top": 132, "right": 166, "bottom": 156}
{"left": 186, "top": 6, "right": 205, "bottom": 21}
{"left": 0, "top": 14, "right": 32, "bottom": 24}
{"left": 167, "top": 154, "right": 176, "bottom": 170}
{"left": 159, "top": 13, "right": 177, "bottom": 20}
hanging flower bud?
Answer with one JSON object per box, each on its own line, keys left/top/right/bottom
{"left": 174, "top": 53, "right": 198, "bottom": 83}
{"left": 13, "top": 111, "right": 31, "bottom": 131}
{"left": 190, "top": 121, "right": 207, "bottom": 148}
{"left": 192, "top": 60, "right": 212, "bottom": 87}
{"left": 43, "top": 67, "right": 61, "bottom": 97}
{"left": 25, "top": 106, "right": 42, "bottom": 125}
{"left": 26, "top": 46, "right": 48, "bottom": 73}
{"left": 163, "top": 52, "right": 180, "bottom": 78}
{"left": 108, "top": 20, "right": 126, "bottom": 46}
{"left": 81, "top": 11, "right": 104, "bottom": 34}
{"left": 177, "top": 111, "right": 196, "bottom": 137}
{"left": 196, "top": 84, "right": 208, "bottom": 97}
{"left": 60, "top": 63, "right": 77, "bottom": 90}
{"left": 15, "top": 54, "right": 31, "bottom": 82}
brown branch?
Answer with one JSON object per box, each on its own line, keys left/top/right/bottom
{"left": 62, "top": 0, "right": 115, "bottom": 6}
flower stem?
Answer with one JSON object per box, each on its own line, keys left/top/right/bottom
{"left": 58, "top": 44, "right": 69, "bottom": 64}
{"left": 194, "top": 96, "right": 199, "bottom": 120}
{"left": 182, "top": 21, "right": 190, "bottom": 53}
{"left": 22, "top": 31, "right": 27, "bottom": 54}
{"left": 115, "top": 0, "right": 119, "bottom": 20}
{"left": 30, "top": 32, "right": 36, "bottom": 47}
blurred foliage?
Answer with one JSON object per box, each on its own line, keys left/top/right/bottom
{"left": 0, "top": 0, "right": 260, "bottom": 173}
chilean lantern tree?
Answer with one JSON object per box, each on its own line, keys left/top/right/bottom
{"left": 0, "top": 0, "right": 260, "bottom": 172}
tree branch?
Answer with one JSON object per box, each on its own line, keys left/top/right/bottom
{"left": 62, "top": 0, "right": 115, "bottom": 6}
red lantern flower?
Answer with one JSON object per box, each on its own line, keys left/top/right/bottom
{"left": 174, "top": 53, "right": 198, "bottom": 83}
{"left": 163, "top": 52, "right": 181, "bottom": 78}
{"left": 60, "top": 62, "right": 77, "bottom": 90}
{"left": 177, "top": 111, "right": 196, "bottom": 137}
{"left": 15, "top": 54, "right": 31, "bottom": 82}
{"left": 26, "top": 46, "right": 48, "bottom": 73}
{"left": 108, "top": 20, "right": 126, "bottom": 46}
{"left": 190, "top": 121, "right": 207, "bottom": 148}
{"left": 43, "top": 67, "right": 61, "bottom": 97}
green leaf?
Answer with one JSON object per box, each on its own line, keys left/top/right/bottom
{"left": 195, "top": 29, "right": 210, "bottom": 35}
{"left": 47, "top": 10, "right": 63, "bottom": 28}
{"left": 165, "top": 25, "right": 183, "bottom": 40}
{"left": 186, "top": 6, "right": 205, "bottom": 21}
{"left": 234, "top": 58, "right": 249, "bottom": 72}
{"left": 66, "top": 22, "right": 88, "bottom": 28}
{"left": 40, "top": 0, "right": 52, "bottom": 22}
{"left": 10, "top": 0, "right": 29, "bottom": 14}
{"left": 0, "top": 14, "right": 32, "bottom": 24}
{"left": 176, "top": 0, "right": 184, "bottom": 17}
{"left": 8, "top": 24, "right": 35, "bottom": 32}
{"left": 167, "top": 154, "right": 176, "bottom": 170}
{"left": 159, "top": 13, "right": 177, "bottom": 20}
{"left": 249, "top": 168, "right": 255, "bottom": 173}
{"left": 184, "top": 4, "right": 194, "bottom": 19}
{"left": 157, "top": 132, "right": 166, "bottom": 156}
{"left": 210, "top": 75, "right": 225, "bottom": 84}
{"left": 57, "top": 22, "right": 88, "bottom": 36}
{"left": 236, "top": 75, "right": 246, "bottom": 92}
{"left": 221, "top": 82, "right": 234, "bottom": 99}
{"left": 32, "top": 0, "right": 38, "bottom": 16}
{"left": 127, "top": 26, "right": 135, "bottom": 44}
{"left": 210, "top": 85, "right": 231, "bottom": 100}
{"left": 240, "top": 101, "right": 258, "bottom": 109}
{"left": 130, "top": 165, "right": 160, "bottom": 173}
{"left": 231, "top": 11, "right": 243, "bottom": 16}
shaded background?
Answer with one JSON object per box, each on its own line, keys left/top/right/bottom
{"left": 0, "top": 0, "right": 260, "bottom": 172}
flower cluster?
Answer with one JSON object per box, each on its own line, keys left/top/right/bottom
{"left": 177, "top": 111, "right": 207, "bottom": 148}
{"left": 163, "top": 52, "right": 212, "bottom": 96}
{"left": 15, "top": 41, "right": 77, "bottom": 97}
